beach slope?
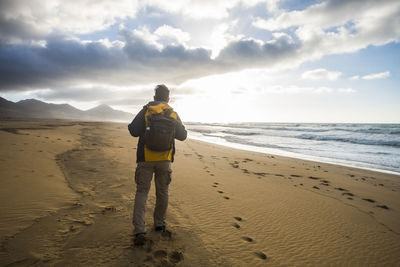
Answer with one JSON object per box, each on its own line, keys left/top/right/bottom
{"left": 1, "top": 121, "right": 399, "bottom": 266}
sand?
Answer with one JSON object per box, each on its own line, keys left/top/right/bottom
{"left": 0, "top": 120, "right": 399, "bottom": 266}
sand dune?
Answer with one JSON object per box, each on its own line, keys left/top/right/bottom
{"left": 1, "top": 121, "right": 399, "bottom": 266}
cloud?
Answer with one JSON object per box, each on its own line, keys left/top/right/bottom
{"left": 0, "top": 0, "right": 398, "bottom": 108}
{"left": 253, "top": 0, "right": 400, "bottom": 63}
{"left": 0, "top": 0, "right": 140, "bottom": 43}
{"left": 253, "top": 0, "right": 399, "bottom": 31}
{"left": 0, "top": 27, "right": 301, "bottom": 91}
{"left": 144, "top": 0, "right": 265, "bottom": 19}
{"left": 154, "top": 25, "right": 191, "bottom": 45}
{"left": 0, "top": 0, "right": 265, "bottom": 44}
{"left": 301, "top": 68, "right": 342, "bottom": 80}
{"left": 361, "top": 71, "right": 390, "bottom": 80}
{"left": 216, "top": 34, "right": 298, "bottom": 69}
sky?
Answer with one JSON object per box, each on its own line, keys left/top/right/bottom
{"left": 0, "top": 0, "right": 399, "bottom": 123}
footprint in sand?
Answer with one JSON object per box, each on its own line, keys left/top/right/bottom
{"left": 335, "top": 187, "right": 348, "bottom": 191}
{"left": 212, "top": 185, "right": 217, "bottom": 188}
{"left": 169, "top": 250, "right": 184, "bottom": 263}
{"left": 363, "top": 198, "right": 376, "bottom": 203}
{"left": 232, "top": 223, "right": 240, "bottom": 229}
{"left": 218, "top": 190, "right": 224, "bottom": 194}
{"left": 214, "top": 182, "right": 219, "bottom": 185}
{"left": 234, "top": 216, "right": 242, "bottom": 221}
{"left": 161, "top": 230, "right": 172, "bottom": 240}
{"left": 134, "top": 236, "right": 153, "bottom": 247}
{"left": 254, "top": 252, "right": 267, "bottom": 260}
{"left": 223, "top": 196, "right": 230, "bottom": 200}
{"left": 154, "top": 250, "right": 168, "bottom": 259}
{"left": 242, "top": 169, "right": 250, "bottom": 174}
{"left": 242, "top": 236, "right": 254, "bottom": 242}
{"left": 290, "top": 174, "right": 302, "bottom": 177}
{"left": 376, "top": 205, "right": 389, "bottom": 210}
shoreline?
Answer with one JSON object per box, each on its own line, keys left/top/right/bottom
{"left": 188, "top": 132, "right": 400, "bottom": 176}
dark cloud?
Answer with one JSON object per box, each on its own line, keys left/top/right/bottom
{"left": 0, "top": 16, "right": 44, "bottom": 43}
{"left": 0, "top": 0, "right": 50, "bottom": 43}
{"left": 217, "top": 34, "right": 299, "bottom": 68}
{"left": 0, "top": 29, "right": 298, "bottom": 92}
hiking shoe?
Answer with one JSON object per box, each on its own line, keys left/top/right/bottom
{"left": 134, "top": 232, "right": 146, "bottom": 246}
{"left": 155, "top": 226, "right": 166, "bottom": 232}
{"left": 135, "top": 232, "right": 146, "bottom": 238}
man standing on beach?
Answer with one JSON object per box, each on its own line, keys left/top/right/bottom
{"left": 128, "top": 84, "right": 187, "bottom": 240}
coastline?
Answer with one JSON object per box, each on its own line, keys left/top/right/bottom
{"left": 188, "top": 131, "right": 400, "bottom": 176}
{"left": 1, "top": 120, "right": 399, "bottom": 266}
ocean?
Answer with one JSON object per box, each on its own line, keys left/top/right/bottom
{"left": 186, "top": 123, "right": 400, "bottom": 175}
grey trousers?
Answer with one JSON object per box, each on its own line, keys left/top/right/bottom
{"left": 133, "top": 161, "right": 172, "bottom": 234}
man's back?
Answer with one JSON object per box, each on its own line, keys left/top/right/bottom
{"left": 129, "top": 84, "right": 187, "bottom": 239}
{"left": 128, "top": 101, "right": 187, "bottom": 162}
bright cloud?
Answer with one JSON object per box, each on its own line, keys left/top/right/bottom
{"left": 362, "top": 71, "right": 390, "bottom": 80}
{"left": 154, "top": 25, "right": 191, "bottom": 45}
{"left": 301, "top": 69, "right": 342, "bottom": 80}
{"left": 144, "top": 0, "right": 265, "bottom": 19}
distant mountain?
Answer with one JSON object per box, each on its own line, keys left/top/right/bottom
{"left": 0, "top": 97, "right": 133, "bottom": 122}
{"left": 84, "top": 104, "right": 133, "bottom": 121}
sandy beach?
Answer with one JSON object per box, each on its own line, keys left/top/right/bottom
{"left": 1, "top": 120, "right": 399, "bottom": 266}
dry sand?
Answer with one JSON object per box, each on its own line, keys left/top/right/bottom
{"left": 0, "top": 120, "right": 399, "bottom": 266}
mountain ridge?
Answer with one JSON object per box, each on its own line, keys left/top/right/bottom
{"left": 0, "top": 97, "right": 133, "bottom": 122}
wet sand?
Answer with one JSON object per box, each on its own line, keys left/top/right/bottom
{"left": 1, "top": 120, "right": 399, "bottom": 266}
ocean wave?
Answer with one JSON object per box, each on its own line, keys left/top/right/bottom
{"left": 297, "top": 134, "right": 400, "bottom": 147}
{"left": 221, "top": 130, "right": 259, "bottom": 136}
{"left": 222, "top": 136, "right": 291, "bottom": 150}
{"left": 250, "top": 126, "right": 399, "bottom": 135}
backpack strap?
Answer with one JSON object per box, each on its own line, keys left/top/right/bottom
{"left": 163, "top": 108, "right": 172, "bottom": 117}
